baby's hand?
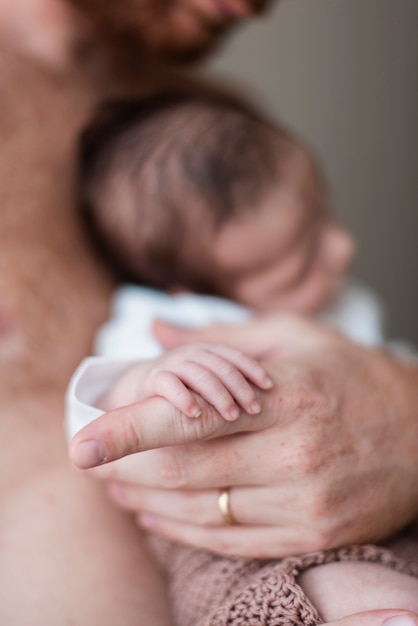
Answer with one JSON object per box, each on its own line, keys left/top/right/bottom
{"left": 98, "top": 343, "right": 273, "bottom": 421}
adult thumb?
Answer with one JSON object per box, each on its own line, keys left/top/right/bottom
{"left": 324, "top": 611, "right": 418, "bottom": 626}
{"left": 152, "top": 317, "right": 279, "bottom": 358}
{"left": 69, "top": 394, "right": 244, "bottom": 469}
{"left": 153, "top": 314, "right": 333, "bottom": 358}
{"left": 152, "top": 319, "right": 201, "bottom": 350}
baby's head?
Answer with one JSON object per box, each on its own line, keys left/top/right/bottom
{"left": 81, "top": 93, "right": 354, "bottom": 315}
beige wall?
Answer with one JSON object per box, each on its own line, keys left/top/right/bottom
{"left": 203, "top": 0, "right": 418, "bottom": 342}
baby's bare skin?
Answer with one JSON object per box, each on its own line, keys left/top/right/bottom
{"left": 299, "top": 562, "right": 418, "bottom": 621}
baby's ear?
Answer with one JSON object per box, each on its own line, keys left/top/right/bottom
{"left": 152, "top": 319, "right": 193, "bottom": 348}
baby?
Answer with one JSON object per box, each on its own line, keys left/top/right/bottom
{"left": 67, "top": 93, "right": 418, "bottom": 625}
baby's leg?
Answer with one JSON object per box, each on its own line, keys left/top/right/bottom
{"left": 299, "top": 561, "right": 418, "bottom": 622}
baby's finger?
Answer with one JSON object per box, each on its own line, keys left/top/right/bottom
{"left": 149, "top": 370, "right": 202, "bottom": 418}
{"left": 204, "top": 343, "right": 273, "bottom": 389}
{"left": 188, "top": 349, "right": 264, "bottom": 416}
{"left": 161, "top": 360, "right": 242, "bottom": 421}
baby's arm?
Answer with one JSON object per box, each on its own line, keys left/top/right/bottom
{"left": 98, "top": 342, "right": 273, "bottom": 421}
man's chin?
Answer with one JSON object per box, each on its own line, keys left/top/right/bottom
{"left": 156, "top": 39, "right": 223, "bottom": 65}
{"left": 148, "top": 23, "right": 234, "bottom": 66}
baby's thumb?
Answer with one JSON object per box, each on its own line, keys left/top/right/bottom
{"left": 324, "top": 611, "right": 418, "bottom": 626}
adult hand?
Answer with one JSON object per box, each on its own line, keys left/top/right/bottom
{"left": 69, "top": 314, "right": 418, "bottom": 558}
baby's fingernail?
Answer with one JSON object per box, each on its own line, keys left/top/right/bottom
{"left": 262, "top": 376, "right": 274, "bottom": 389}
{"left": 384, "top": 616, "right": 418, "bottom": 626}
{"left": 190, "top": 406, "right": 202, "bottom": 418}
{"left": 248, "top": 400, "right": 261, "bottom": 414}
{"left": 72, "top": 439, "right": 107, "bottom": 469}
{"left": 227, "top": 406, "right": 240, "bottom": 420}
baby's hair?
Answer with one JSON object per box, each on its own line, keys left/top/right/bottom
{"left": 80, "top": 91, "right": 294, "bottom": 292}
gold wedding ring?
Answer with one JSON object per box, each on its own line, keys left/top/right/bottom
{"left": 218, "top": 487, "right": 238, "bottom": 525}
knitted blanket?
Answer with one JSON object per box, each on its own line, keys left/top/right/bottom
{"left": 148, "top": 526, "right": 418, "bottom": 626}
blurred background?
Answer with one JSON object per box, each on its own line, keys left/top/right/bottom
{"left": 203, "top": 0, "right": 418, "bottom": 342}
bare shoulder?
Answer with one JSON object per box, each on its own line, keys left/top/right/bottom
{"left": 0, "top": 41, "right": 115, "bottom": 388}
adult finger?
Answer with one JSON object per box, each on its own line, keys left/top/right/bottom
{"left": 153, "top": 316, "right": 288, "bottom": 356}
{"left": 323, "top": 612, "right": 418, "bottom": 626}
{"left": 136, "top": 512, "right": 309, "bottom": 558}
{"left": 86, "top": 423, "right": 285, "bottom": 488}
{"left": 69, "top": 394, "right": 274, "bottom": 470}
{"left": 153, "top": 314, "right": 331, "bottom": 357}
{"left": 107, "top": 482, "right": 305, "bottom": 526}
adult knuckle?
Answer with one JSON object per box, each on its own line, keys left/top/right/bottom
{"left": 299, "top": 382, "right": 327, "bottom": 416}
{"left": 285, "top": 368, "right": 329, "bottom": 418}
{"left": 180, "top": 409, "right": 220, "bottom": 439}
{"left": 303, "top": 524, "right": 336, "bottom": 552}
{"left": 120, "top": 408, "right": 143, "bottom": 455}
{"left": 297, "top": 489, "right": 344, "bottom": 551}
{"left": 303, "top": 489, "right": 331, "bottom": 521}
{"left": 157, "top": 448, "right": 187, "bottom": 489}
{"left": 182, "top": 494, "right": 211, "bottom": 525}
{"left": 285, "top": 441, "right": 326, "bottom": 476}
{"left": 304, "top": 444, "right": 327, "bottom": 474}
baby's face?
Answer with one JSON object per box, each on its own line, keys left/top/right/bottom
{"left": 210, "top": 150, "right": 355, "bottom": 315}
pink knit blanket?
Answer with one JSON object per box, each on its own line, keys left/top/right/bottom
{"left": 148, "top": 525, "right": 418, "bottom": 626}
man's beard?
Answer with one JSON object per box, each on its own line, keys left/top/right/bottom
{"left": 144, "top": 22, "right": 234, "bottom": 66}
{"left": 69, "top": 0, "right": 235, "bottom": 66}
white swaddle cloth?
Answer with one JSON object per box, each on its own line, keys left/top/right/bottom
{"left": 66, "top": 281, "right": 385, "bottom": 440}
